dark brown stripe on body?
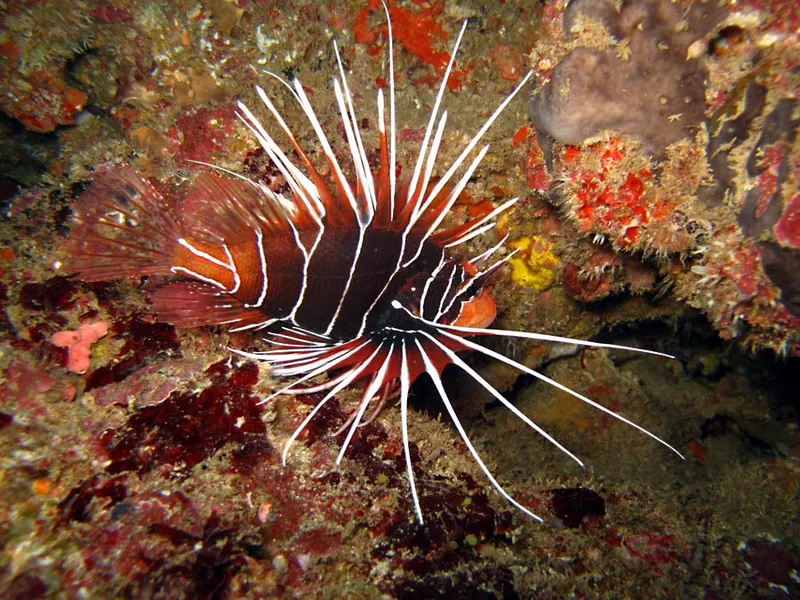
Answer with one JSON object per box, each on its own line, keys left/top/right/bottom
{"left": 252, "top": 233, "right": 306, "bottom": 318}
{"left": 293, "top": 226, "right": 361, "bottom": 333}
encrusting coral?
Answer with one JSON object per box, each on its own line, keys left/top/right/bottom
{"left": 51, "top": 321, "right": 109, "bottom": 374}
{"left": 527, "top": 0, "right": 800, "bottom": 355}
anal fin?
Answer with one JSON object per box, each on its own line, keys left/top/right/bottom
{"left": 150, "top": 281, "right": 270, "bottom": 329}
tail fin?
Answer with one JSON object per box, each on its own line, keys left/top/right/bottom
{"left": 65, "top": 167, "right": 183, "bottom": 281}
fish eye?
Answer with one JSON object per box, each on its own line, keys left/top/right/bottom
{"left": 463, "top": 282, "right": 481, "bottom": 299}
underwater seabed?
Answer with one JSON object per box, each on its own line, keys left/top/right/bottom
{"left": 2, "top": 269, "right": 799, "bottom": 597}
{"left": 2, "top": 0, "right": 800, "bottom": 597}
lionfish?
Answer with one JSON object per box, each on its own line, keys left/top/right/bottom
{"left": 66, "top": 6, "right": 683, "bottom": 523}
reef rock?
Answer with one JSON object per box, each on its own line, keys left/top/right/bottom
{"left": 526, "top": 0, "right": 800, "bottom": 355}
{"left": 529, "top": 0, "right": 724, "bottom": 156}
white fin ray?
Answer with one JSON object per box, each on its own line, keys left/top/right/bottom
{"left": 450, "top": 248, "right": 521, "bottom": 308}
{"left": 414, "top": 339, "right": 544, "bottom": 522}
{"left": 256, "top": 348, "right": 340, "bottom": 366}
{"left": 420, "top": 331, "right": 585, "bottom": 467}
{"left": 265, "top": 339, "right": 327, "bottom": 349}
{"left": 434, "top": 263, "right": 460, "bottom": 321}
{"left": 415, "top": 110, "right": 449, "bottom": 217}
{"left": 251, "top": 87, "right": 326, "bottom": 217}
{"left": 406, "top": 20, "right": 469, "bottom": 209}
{"left": 438, "top": 320, "right": 675, "bottom": 359}
{"left": 279, "top": 369, "right": 356, "bottom": 395}
{"left": 232, "top": 338, "right": 372, "bottom": 404}
{"left": 333, "top": 40, "right": 377, "bottom": 219}
{"left": 284, "top": 325, "right": 334, "bottom": 340}
{"left": 394, "top": 300, "right": 676, "bottom": 359}
{"left": 440, "top": 253, "right": 514, "bottom": 320}
{"left": 449, "top": 198, "right": 519, "bottom": 247}
{"left": 381, "top": 0, "right": 397, "bottom": 217}
{"left": 403, "top": 145, "right": 491, "bottom": 266}
{"left": 443, "top": 328, "right": 684, "bottom": 459}
{"left": 230, "top": 347, "right": 341, "bottom": 374}
{"left": 323, "top": 225, "right": 366, "bottom": 336}
{"left": 399, "top": 341, "right": 423, "bottom": 523}
{"left": 418, "top": 253, "right": 448, "bottom": 312}
{"left": 235, "top": 103, "right": 324, "bottom": 229}
{"left": 443, "top": 220, "right": 498, "bottom": 249}
{"left": 390, "top": 301, "right": 684, "bottom": 458}
{"left": 417, "top": 70, "right": 533, "bottom": 219}
{"left": 256, "top": 341, "right": 343, "bottom": 356}
{"left": 290, "top": 77, "right": 360, "bottom": 220}
{"left": 268, "top": 332, "right": 329, "bottom": 346}
{"left": 333, "top": 77, "right": 374, "bottom": 225}
{"left": 336, "top": 343, "right": 395, "bottom": 463}
{"left": 262, "top": 339, "right": 313, "bottom": 348}
{"left": 228, "top": 318, "right": 279, "bottom": 333}
{"left": 281, "top": 342, "right": 386, "bottom": 464}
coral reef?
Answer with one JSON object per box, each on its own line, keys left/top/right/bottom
{"left": 0, "top": 0, "right": 799, "bottom": 599}
{"left": 527, "top": 0, "right": 800, "bottom": 355}
{"left": 529, "top": 0, "right": 724, "bottom": 155}
{"left": 51, "top": 321, "right": 108, "bottom": 373}
{"left": 0, "top": 2, "right": 95, "bottom": 133}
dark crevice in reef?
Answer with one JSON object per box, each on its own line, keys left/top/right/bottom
{"left": 594, "top": 316, "right": 800, "bottom": 411}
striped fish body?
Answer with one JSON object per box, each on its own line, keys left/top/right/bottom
{"left": 65, "top": 7, "right": 683, "bottom": 525}
{"left": 66, "top": 167, "right": 487, "bottom": 341}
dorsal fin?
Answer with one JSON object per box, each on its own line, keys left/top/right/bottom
{"left": 180, "top": 172, "right": 292, "bottom": 245}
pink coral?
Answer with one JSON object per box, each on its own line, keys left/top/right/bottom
{"left": 52, "top": 322, "right": 109, "bottom": 374}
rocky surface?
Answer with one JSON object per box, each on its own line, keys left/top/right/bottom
{"left": 0, "top": 0, "right": 798, "bottom": 598}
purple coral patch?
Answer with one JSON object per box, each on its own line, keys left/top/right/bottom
{"left": 101, "top": 361, "right": 265, "bottom": 476}
{"left": 84, "top": 315, "right": 180, "bottom": 391}
{"left": 550, "top": 487, "right": 606, "bottom": 528}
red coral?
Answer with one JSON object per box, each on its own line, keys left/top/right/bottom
{"left": 0, "top": 65, "right": 86, "bottom": 132}
{"left": 488, "top": 44, "right": 524, "bottom": 82}
{"left": 3, "top": 359, "right": 56, "bottom": 401}
{"left": 755, "top": 143, "right": 784, "bottom": 218}
{"left": 562, "top": 140, "right": 667, "bottom": 250}
{"left": 774, "top": 192, "right": 800, "bottom": 250}
{"left": 563, "top": 263, "right": 611, "bottom": 302}
{"left": 166, "top": 105, "right": 239, "bottom": 164}
{"left": 519, "top": 125, "right": 550, "bottom": 191}
{"left": 353, "top": 0, "right": 470, "bottom": 89}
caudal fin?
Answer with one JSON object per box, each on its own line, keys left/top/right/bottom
{"left": 65, "top": 167, "right": 183, "bottom": 281}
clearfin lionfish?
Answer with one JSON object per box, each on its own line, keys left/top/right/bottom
{"left": 65, "top": 6, "right": 683, "bottom": 524}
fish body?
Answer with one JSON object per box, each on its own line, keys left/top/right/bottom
{"left": 65, "top": 8, "right": 682, "bottom": 524}
{"left": 69, "top": 165, "right": 486, "bottom": 339}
